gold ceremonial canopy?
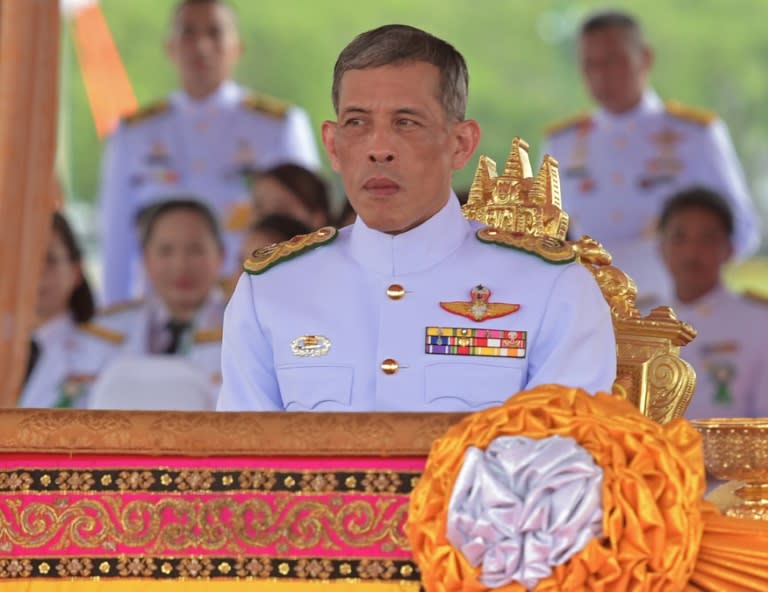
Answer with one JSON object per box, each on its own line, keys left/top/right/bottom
{"left": 462, "top": 137, "right": 698, "bottom": 424}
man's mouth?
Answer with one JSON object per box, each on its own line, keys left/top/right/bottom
{"left": 363, "top": 177, "right": 400, "bottom": 197}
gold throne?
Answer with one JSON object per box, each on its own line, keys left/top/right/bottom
{"left": 463, "top": 138, "right": 697, "bottom": 423}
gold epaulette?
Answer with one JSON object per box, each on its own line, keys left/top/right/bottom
{"left": 544, "top": 112, "right": 592, "bottom": 136}
{"left": 244, "top": 226, "right": 337, "bottom": 275}
{"left": 241, "top": 93, "right": 289, "bottom": 119}
{"left": 194, "top": 327, "right": 223, "bottom": 344}
{"left": 744, "top": 289, "right": 768, "bottom": 306}
{"left": 78, "top": 323, "right": 125, "bottom": 344}
{"left": 476, "top": 228, "right": 577, "bottom": 264}
{"left": 665, "top": 100, "right": 717, "bottom": 125}
{"left": 122, "top": 100, "right": 171, "bottom": 126}
{"left": 97, "top": 299, "right": 143, "bottom": 316}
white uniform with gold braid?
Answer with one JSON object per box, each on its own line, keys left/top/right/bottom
{"left": 98, "top": 80, "right": 320, "bottom": 305}
{"left": 89, "top": 291, "right": 225, "bottom": 409}
{"left": 217, "top": 197, "right": 616, "bottom": 412}
{"left": 17, "top": 313, "right": 123, "bottom": 409}
{"left": 543, "top": 90, "right": 760, "bottom": 308}
{"left": 669, "top": 285, "right": 768, "bottom": 419}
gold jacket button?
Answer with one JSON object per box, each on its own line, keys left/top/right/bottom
{"left": 386, "top": 284, "right": 405, "bottom": 300}
{"left": 380, "top": 358, "right": 399, "bottom": 375}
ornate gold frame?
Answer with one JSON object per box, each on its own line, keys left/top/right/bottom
{"left": 0, "top": 409, "right": 464, "bottom": 456}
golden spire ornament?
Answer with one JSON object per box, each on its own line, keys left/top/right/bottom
{"left": 462, "top": 137, "right": 569, "bottom": 240}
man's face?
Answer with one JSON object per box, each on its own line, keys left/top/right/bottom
{"left": 578, "top": 26, "right": 652, "bottom": 114}
{"left": 659, "top": 207, "right": 733, "bottom": 301}
{"left": 166, "top": 2, "right": 242, "bottom": 98}
{"left": 322, "top": 61, "right": 479, "bottom": 235}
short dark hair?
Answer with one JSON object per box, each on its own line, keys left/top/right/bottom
{"left": 249, "top": 214, "right": 312, "bottom": 243}
{"left": 138, "top": 198, "right": 224, "bottom": 250}
{"left": 580, "top": 10, "right": 646, "bottom": 46}
{"left": 332, "top": 24, "right": 469, "bottom": 121}
{"left": 51, "top": 212, "right": 95, "bottom": 324}
{"left": 658, "top": 186, "right": 735, "bottom": 237}
{"left": 171, "top": 0, "right": 237, "bottom": 32}
{"left": 258, "top": 164, "right": 331, "bottom": 226}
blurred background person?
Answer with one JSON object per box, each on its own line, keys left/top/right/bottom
{"left": 249, "top": 163, "right": 332, "bottom": 230}
{"left": 543, "top": 9, "right": 760, "bottom": 308}
{"left": 98, "top": 0, "right": 319, "bottom": 306}
{"left": 658, "top": 187, "right": 768, "bottom": 419}
{"left": 92, "top": 199, "right": 226, "bottom": 408}
{"left": 18, "top": 213, "right": 122, "bottom": 408}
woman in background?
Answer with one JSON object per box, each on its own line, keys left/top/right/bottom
{"left": 93, "top": 199, "right": 225, "bottom": 408}
{"left": 18, "top": 212, "right": 121, "bottom": 408}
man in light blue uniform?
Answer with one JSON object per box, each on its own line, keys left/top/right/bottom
{"left": 99, "top": 0, "right": 319, "bottom": 305}
{"left": 543, "top": 10, "right": 760, "bottom": 307}
{"left": 656, "top": 187, "right": 768, "bottom": 420}
{"left": 217, "top": 25, "right": 616, "bottom": 412}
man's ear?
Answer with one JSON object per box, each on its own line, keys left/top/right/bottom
{"left": 451, "top": 119, "right": 481, "bottom": 171}
{"left": 321, "top": 120, "right": 341, "bottom": 172}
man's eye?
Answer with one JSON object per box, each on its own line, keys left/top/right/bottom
{"left": 396, "top": 119, "right": 418, "bottom": 127}
{"left": 343, "top": 118, "right": 363, "bottom": 127}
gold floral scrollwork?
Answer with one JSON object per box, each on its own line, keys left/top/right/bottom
{"left": 295, "top": 558, "right": 333, "bottom": 579}
{"left": 0, "top": 558, "right": 33, "bottom": 578}
{"left": 357, "top": 559, "right": 398, "bottom": 580}
{"left": 1, "top": 494, "right": 413, "bottom": 555}
{"left": 646, "top": 353, "right": 697, "bottom": 425}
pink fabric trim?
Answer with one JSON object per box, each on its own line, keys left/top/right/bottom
{"left": 2, "top": 491, "right": 412, "bottom": 559}
{"left": 0, "top": 455, "right": 426, "bottom": 471}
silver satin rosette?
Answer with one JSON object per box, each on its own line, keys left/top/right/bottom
{"left": 445, "top": 435, "right": 604, "bottom": 590}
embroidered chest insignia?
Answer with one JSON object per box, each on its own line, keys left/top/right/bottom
{"left": 440, "top": 285, "right": 520, "bottom": 322}
{"left": 291, "top": 335, "right": 331, "bottom": 357}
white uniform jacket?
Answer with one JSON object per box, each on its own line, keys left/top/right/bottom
{"left": 99, "top": 81, "right": 320, "bottom": 304}
{"left": 672, "top": 286, "right": 768, "bottom": 419}
{"left": 218, "top": 197, "right": 617, "bottom": 412}
{"left": 543, "top": 90, "right": 760, "bottom": 305}
{"left": 17, "top": 314, "right": 122, "bottom": 409}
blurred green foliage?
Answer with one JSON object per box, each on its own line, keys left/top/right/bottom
{"left": 61, "top": 0, "right": 768, "bottom": 216}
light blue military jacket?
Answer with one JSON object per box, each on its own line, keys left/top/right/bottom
{"left": 93, "top": 292, "right": 226, "bottom": 392}
{"left": 99, "top": 81, "right": 320, "bottom": 305}
{"left": 217, "top": 197, "right": 617, "bottom": 412}
{"left": 18, "top": 314, "right": 122, "bottom": 409}
{"left": 543, "top": 90, "right": 760, "bottom": 306}
{"left": 668, "top": 286, "right": 768, "bottom": 420}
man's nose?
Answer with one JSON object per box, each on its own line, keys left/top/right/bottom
{"left": 368, "top": 150, "right": 395, "bottom": 163}
{"left": 366, "top": 126, "right": 396, "bottom": 163}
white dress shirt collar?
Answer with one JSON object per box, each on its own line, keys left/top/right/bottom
{"left": 672, "top": 283, "right": 728, "bottom": 318}
{"left": 171, "top": 80, "right": 242, "bottom": 114}
{"left": 348, "top": 194, "right": 470, "bottom": 276}
{"left": 594, "top": 88, "right": 663, "bottom": 126}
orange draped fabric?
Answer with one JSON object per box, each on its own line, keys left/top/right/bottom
{"left": 0, "top": 0, "right": 60, "bottom": 407}
{"left": 72, "top": 3, "right": 137, "bottom": 138}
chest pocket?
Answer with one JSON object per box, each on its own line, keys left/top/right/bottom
{"left": 425, "top": 362, "right": 524, "bottom": 410}
{"left": 277, "top": 365, "right": 354, "bottom": 411}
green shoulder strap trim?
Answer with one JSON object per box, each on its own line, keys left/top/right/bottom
{"left": 243, "top": 226, "right": 338, "bottom": 275}
{"left": 476, "top": 227, "right": 576, "bottom": 264}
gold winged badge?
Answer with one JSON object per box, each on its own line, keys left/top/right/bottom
{"left": 439, "top": 285, "right": 520, "bottom": 322}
